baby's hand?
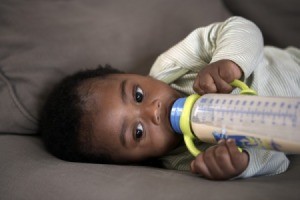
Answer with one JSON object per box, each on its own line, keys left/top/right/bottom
{"left": 190, "top": 139, "right": 249, "bottom": 180}
{"left": 193, "top": 59, "right": 242, "bottom": 95}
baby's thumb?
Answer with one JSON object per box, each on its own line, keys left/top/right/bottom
{"left": 190, "top": 160, "right": 196, "bottom": 173}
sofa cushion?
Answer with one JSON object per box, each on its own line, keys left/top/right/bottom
{"left": 1, "top": 135, "right": 300, "bottom": 200}
{"left": 0, "top": 0, "right": 230, "bottom": 134}
{"left": 223, "top": 0, "right": 300, "bottom": 48}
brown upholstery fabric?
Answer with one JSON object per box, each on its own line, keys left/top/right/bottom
{"left": 223, "top": 0, "right": 300, "bottom": 48}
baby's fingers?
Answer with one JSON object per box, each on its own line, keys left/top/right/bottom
{"left": 193, "top": 73, "right": 217, "bottom": 95}
{"left": 213, "top": 75, "right": 233, "bottom": 94}
{"left": 226, "top": 139, "right": 249, "bottom": 172}
{"left": 190, "top": 154, "right": 213, "bottom": 179}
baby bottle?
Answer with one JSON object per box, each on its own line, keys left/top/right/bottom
{"left": 170, "top": 80, "right": 300, "bottom": 156}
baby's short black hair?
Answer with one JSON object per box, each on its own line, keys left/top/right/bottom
{"left": 39, "top": 65, "right": 123, "bottom": 163}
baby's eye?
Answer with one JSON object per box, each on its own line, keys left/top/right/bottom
{"left": 134, "top": 123, "right": 144, "bottom": 140}
{"left": 135, "top": 86, "right": 144, "bottom": 103}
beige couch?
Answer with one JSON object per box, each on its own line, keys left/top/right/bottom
{"left": 1, "top": 0, "right": 299, "bottom": 199}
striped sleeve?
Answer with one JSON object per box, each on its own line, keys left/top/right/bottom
{"left": 234, "top": 148, "right": 290, "bottom": 179}
{"left": 149, "top": 16, "right": 264, "bottom": 83}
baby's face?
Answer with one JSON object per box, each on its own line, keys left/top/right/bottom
{"left": 82, "top": 74, "right": 182, "bottom": 163}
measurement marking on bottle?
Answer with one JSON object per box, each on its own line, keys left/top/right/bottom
{"left": 194, "top": 97, "right": 300, "bottom": 129}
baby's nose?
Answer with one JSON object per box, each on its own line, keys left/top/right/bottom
{"left": 145, "top": 100, "right": 161, "bottom": 125}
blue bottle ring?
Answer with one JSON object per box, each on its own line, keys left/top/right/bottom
{"left": 170, "top": 97, "right": 186, "bottom": 134}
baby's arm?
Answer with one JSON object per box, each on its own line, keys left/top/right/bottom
{"left": 150, "top": 16, "right": 264, "bottom": 84}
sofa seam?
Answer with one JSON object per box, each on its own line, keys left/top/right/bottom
{"left": 0, "top": 67, "right": 38, "bottom": 124}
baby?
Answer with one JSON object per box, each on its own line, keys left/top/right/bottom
{"left": 39, "top": 16, "right": 300, "bottom": 180}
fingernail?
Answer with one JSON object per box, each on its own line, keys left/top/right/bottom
{"left": 218, "top": 139, "right": 225, "bottom": 144}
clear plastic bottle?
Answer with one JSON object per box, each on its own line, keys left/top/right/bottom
{"left": 170, "top": 81, "right": 300, "bottom": 156}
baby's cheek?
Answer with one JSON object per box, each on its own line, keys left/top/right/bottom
{"left": 148, "top": 129, "right": 168, "bottom": 154}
